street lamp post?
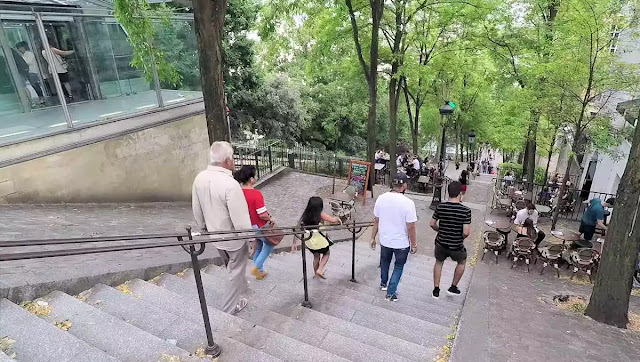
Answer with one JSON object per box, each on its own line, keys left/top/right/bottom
{"left": 430, "top": 101, "right": 455, "bottom": 210}
{"left": 468, "top": 130, "right": 476, "bottom": 165}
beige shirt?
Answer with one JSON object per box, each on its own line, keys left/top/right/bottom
{"left": 192, "top": 165, "right": 252, "bottom": 251}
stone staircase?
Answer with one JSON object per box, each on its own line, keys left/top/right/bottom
{"left": 0, "top": 240, "right": 470, "bottom": 361}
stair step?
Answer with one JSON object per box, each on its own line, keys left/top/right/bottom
{"left": 281, "top": 305, "right": 437, "bottom": 361}
{"left": 192, "top": 268, "right": 416, "bottom": 361}
{"left": 40, "top": 291, "right": 194, "bottom": 362}
{"left": 235, "top": 261, "right": 455, "bottom": 327}
{"left": 250, "top": 254, "right": 464, "bottom": 311}
{"left": 201, "top": 266, "right": 450, "bottom": 349}
{"left": 0, "top": 299, "right": 117, "bottom": 362}
{"left": 156, "top": 274, "right": 350, "bottom": 362}
{"left": 272, "top": 246, "right": 467, "bottom": 284}
{"left": 125, "top": 279, "right": 280, "bottom": 362}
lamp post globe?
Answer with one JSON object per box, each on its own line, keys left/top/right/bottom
{"left": 467, "top": 130, "right": 476, "bottom": 163}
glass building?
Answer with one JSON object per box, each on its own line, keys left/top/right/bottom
{"left": 0, "top": 0, "right": 202, "bottom": 145}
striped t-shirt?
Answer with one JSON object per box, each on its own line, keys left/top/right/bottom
{"left": 433, "top": 202, "right": 472, "bottom": 250}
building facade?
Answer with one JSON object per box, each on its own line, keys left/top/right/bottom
{"left": 0, "top": 1, "right": 210, "bottom": 203}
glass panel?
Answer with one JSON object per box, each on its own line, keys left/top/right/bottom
{"left": 153, "top": 18, "right": 202, "bottom": 104}
{"left": 66, "top": 15, "right": 157, "bottom": 126}
{"left": 0, "top": 20, "right": 69, "bottom": 144}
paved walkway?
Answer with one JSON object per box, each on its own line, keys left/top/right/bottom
{"left": 452, "top": 165, "right": 640, "bottom": 361}
{"left": 0, "top": 171, "right": 368, "bottom": 301}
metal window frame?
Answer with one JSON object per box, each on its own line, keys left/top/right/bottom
{"left": 34, "top": 11, "right": 73, "bottom": 128}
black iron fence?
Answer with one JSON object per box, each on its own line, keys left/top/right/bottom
{"left": 0, "top": 221, "right": 372, "bottom": 358}
{"left": 233, "top": 142, "right": 359, "bottom": 181}
{"left": 494, "top": 178, "right": 616, "bottom": 222}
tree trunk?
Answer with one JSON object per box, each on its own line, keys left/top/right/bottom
{"left": 526, "top": 113, "right": 539, "bottom": 187}
{"left": 412, "top": 112, "right": 419, "bottom": 155}
{"left": 552, "top": 133, "right": 583, "bottom": 230}
{"left": 544, "top": 127, "right": 558, "bottom": 184}
{"left": 389, "top": 75, "right": 399, "bottom": 181}
{"left": 346, "top": 0, "right": 383, "bottom": 189}
{"left": 192, "top": 0, "right": 230, "bottom": 144}
{"left": 585, "top": 122, "right": 640, "bottom": 327}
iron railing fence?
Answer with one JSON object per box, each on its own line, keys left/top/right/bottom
{"left": 0, "top": 221, "right": 373, "bottom": 358}
{"left": 493, "top": 178, "right": 616, "bottom": 222}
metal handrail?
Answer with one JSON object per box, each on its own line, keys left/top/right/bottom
{"left": 0, "top": 222, "right": 372, "bottom": 248}
{"left": 0, "top": 221, "right": 372, "bottom": 358}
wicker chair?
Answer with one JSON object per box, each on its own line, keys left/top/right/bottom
{"left": 536, "top": 244, "right": 565, "bottom": 277}
{"left": 569, "top": 248, "right": 601, "bottom": 282}
{"left": 510, "top": 237, "right": 536, "bottom": 272}
{"left": 481, "top": 231, "right": 506, "bottom": 264}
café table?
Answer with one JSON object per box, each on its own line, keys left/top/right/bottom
{"left": 536, "top": 204, "right": 552, "bottom": 217}
{"left": 485, "top": 219, "right": 513, "bottom": 243}
{"left": 550, "top": 230, "right": 581, "bottom": 245}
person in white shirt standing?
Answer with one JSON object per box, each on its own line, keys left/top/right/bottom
{"left": 16, "top": 41, "right": 44, "bottom": 103}
{"left": 192, "top": 141, "right": 252, "bottom": 314}
{"left": 370, "top": 173, "right": 418, "bottom": 302}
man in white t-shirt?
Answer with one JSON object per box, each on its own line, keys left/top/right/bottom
{"left": 412, "top": 157, "right": 420, "bottom": 171}
{"left": 370, "top": 173, "right": 418, "bottom": 302}
{"left": 513, "top": 202, "right": 545, "bottom": 246}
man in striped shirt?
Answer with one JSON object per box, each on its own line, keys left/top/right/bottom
{"left": 429, "top": 181, "right": 471, "bottom": 298}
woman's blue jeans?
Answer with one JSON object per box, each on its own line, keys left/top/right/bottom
{"left": 252, "top": 225, "right": 274, "bottom": 273}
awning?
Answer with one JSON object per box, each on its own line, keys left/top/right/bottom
{"left": 616, "top": 98, "right": 640, "bottom": 126}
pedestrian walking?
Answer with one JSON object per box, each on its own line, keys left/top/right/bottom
{"left": 192, "top": 141, "right": 251, "bottom": 314}
{"left": 430, "top": 181, "right": 471, "bottom": 298}
{"left": 235, "top": 165, "right": 274, "bottom": 280}
{"left": 370, "top": 173, "right": 418, "bottom": 302}
{"left": 292, "top": 196, "right": 341, "bottom": 279}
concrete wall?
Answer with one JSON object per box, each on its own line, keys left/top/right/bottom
{"left": 0, "top": 114, "right": 209, "bottom": 203}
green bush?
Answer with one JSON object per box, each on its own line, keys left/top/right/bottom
{"left": 498, "top": 162, "right": 546, "bottom": 184}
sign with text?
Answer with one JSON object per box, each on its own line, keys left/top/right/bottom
{"left": 347, "top": 160, "right": 371, "bottom": 205}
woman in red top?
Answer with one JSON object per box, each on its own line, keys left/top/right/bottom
{"left": 235, "top": 166, "right": 273, "bottom": 280}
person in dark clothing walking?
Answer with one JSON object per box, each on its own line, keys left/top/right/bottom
{"left": 430, "top": 181, "right": 471, "bottom": 298}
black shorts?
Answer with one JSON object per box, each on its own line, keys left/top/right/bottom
{"left": 579, "top": 222, "right": 596, "bottom": 241}
{"left": 435, "top": 244, "right": 467, "bottom": 263}
{"left": 307, "top": 245, "right": 330, "bottom": 255}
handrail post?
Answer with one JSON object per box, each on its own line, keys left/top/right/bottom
{"left": 350, "top": 219, "right": 357, "bottom": 283}
{"left": 183, "top": 227, "right": 222, "bottom": 358}
{"left": 268, "top": 145, "right": 273, "bottom": 172}
{"left": 300, "top": 229, "right": 312, "bottom": 308}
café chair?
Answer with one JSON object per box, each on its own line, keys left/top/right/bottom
{"left": 569, "top": 248, "right": 601, "bottom": 282}
{"left": 510, "top": 237, "right": 536, "bottom": 272}
{"left": 536, "top": 244, "right": 565, "bottom": 277}
{"left": 481, "top": 231, "right": 506, "bottom": 264}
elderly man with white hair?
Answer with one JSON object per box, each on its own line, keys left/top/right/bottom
{"left": 192, "top": 141, "right": 252, "bottom": 314}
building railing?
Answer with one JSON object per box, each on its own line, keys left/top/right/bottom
{"left": 233, "top": 141, "right": 361, "bottom": 181}
{"left": 493, "top": 178, "right": 616, "bottom": 222}
{"left": 0, "top": 220, "right": 372, "bottom": 358}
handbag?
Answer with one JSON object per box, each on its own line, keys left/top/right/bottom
{"left": 261, "top": 221, "right": 285, "bottom": 246}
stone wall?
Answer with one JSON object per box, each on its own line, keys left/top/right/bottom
{"left": 0, "top": 114, "right": 209, "bottom": 203}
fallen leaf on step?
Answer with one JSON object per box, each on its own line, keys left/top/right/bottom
{"left": 116, "top": 283, "right": 132, "bottom": 295}
{"left": 148, "top": 274, "right": 164, "bottom": 284}
{"left": 20, "top": 300, "right": 52, "bottom": 316}
{"left": 54, "top": 320, "right": 72, "bottom": 331}
{"left": 158, "top": 354, "right": 182, "bottom": 362}
{"left": 0, "top": 336, "right": 16, "bottom": 358}
{"left": 193, "top": 347, "right": 218, "bottom": 361}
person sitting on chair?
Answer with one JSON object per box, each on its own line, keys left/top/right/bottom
{"left": 514, "top": 203, "right": 545, "bottom": 246}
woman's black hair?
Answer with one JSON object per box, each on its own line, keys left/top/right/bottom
{"left": 234, "top": 165, "right": 256, "bottom": 184}
{"left": 460, "top": 170, "right": 468, "bottom": 184}
{"left": 301, "top": 196, "right": 324, "bottom": 226}
{"left": 523, "top": 218, "right": 536, "bottom": 240}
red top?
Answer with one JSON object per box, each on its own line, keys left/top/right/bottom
{"left": 242, "top": 188, "right": 268, "bottom": 227}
